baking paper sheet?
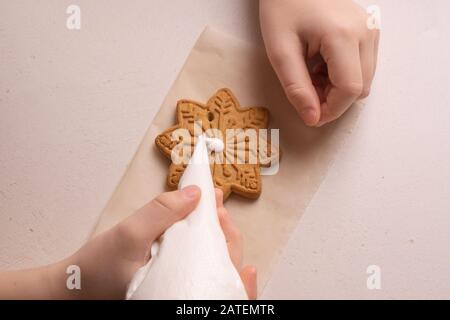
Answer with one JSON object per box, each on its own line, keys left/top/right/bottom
{"left": 92, "top": 27, "right": 361, "bottom": 294}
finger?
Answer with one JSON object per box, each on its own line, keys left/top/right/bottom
{"left": 319, "top": 37, "right": 363, "bottom": 125}
{"left": 264, "top": 33, "right": 321, "bottom": 126}
{"left": 215, "top": 188, "right": 224, "bottom": 209}
{"left": 218, "top": 207, "right": 243, "bottom": 269}
{"left": 123, "top": 185, "right": 201, "bottom": 245}
{"left": 359, "top": 38, "right": 375, "bottom": 99}
{"left": 240, "top": 266, "right": 257, "bottom": 300}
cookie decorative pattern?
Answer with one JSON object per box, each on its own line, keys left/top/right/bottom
{"left": 155, "top": 88, "right": 277, "bottom": 200}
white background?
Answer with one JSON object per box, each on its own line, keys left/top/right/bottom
{"left": 0, "top": 0, "right": 449, "bottom": 299}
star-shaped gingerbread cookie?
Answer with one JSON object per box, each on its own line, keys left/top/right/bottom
{"left": 155, "top": 88, "right": 277, "bottom": 200}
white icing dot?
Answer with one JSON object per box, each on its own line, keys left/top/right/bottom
{"left": 205, "top": 137, "right": 224, "bottom": 153}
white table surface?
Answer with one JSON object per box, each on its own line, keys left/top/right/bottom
{"left": 1, "top": 0, "right": 449, "bottom": 299}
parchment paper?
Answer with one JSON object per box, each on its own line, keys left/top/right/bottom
{"left": 92, "top": 27, "right": 361, "bottom": 294}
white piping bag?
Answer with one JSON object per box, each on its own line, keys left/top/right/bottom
{"left": 126, "top": 135, "right": 248, "bottom": 299}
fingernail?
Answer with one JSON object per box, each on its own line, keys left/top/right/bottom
{"left": 250, "top": 266, "right": 257, "bottom": 277}
{"left": 300, "top": 108, "right": 317, "bottom": 126}
{"left": 181, "top": 185, "right": 200, "bottom": 199}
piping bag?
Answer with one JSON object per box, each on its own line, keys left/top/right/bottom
{"left": 126, "top": 135, "right": 248, "bottom": 299}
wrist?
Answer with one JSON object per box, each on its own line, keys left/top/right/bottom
{"left": 45, "top": 254, "right": 85, "bottom": 299}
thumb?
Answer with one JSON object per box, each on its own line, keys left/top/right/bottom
{"left": 121, "top": 185, "right": 201, "bottom": 247}
{"left": 265, "top": 36, "right": 321, "bottom": 126}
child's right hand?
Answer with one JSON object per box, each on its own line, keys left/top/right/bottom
{"left": 0, "top": 186, "right": 256, "bottom": 300}
{"left": 49, "top": 186, "right": 256, "bottom": 299}
{"left": 260, "top": 0, "right": 380, "bottom": 127}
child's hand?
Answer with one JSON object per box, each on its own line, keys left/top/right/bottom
{"left": 0, "top": 186, "right": 256, "bottom": 299}
{"left": 260, "top": 0, "right": 379, "bottom": 126}
{"left": 53, "top": 185, "right": 204, "bottom": 299}
{"left": 53, "top": 186, "right": 256, "bottom": 299}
